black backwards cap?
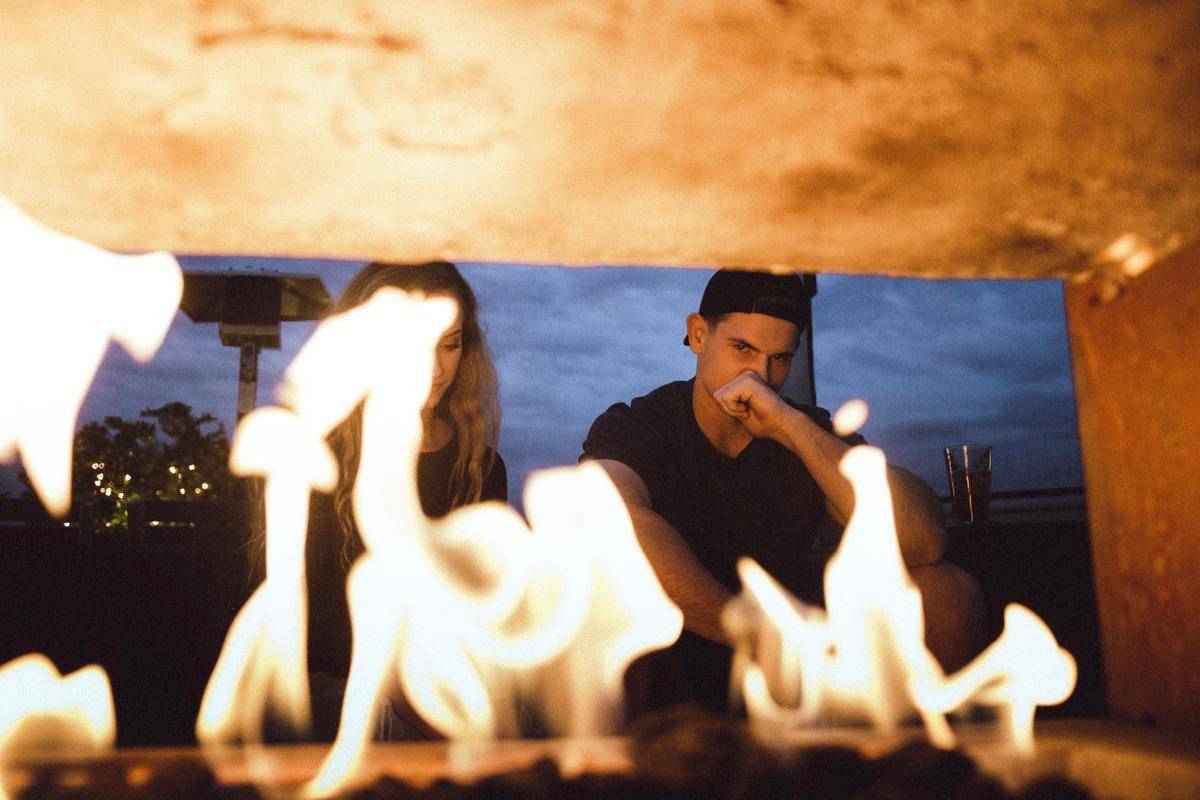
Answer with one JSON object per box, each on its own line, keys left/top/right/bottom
{"left": 684, "top": 269, "right": 816, "bottom": 346}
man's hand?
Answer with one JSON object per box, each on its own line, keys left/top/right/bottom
{"left": 712, "top": 371, "right": 792, "bottom": 439}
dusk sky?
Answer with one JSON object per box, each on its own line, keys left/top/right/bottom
{"left": 1, "top": 258, "right": 1084, "bottom": 503}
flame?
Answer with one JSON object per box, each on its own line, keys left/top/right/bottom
{"left": 822, "top": 445, "right": 949, "bottom": 736}
{"left": 519, "top": 464, "right": 682, "bottom": 737}
{"left": 196, "top": 287, "right": 680, "bottom": 798}
{"left": 732, "top": 560, "right": 831, "bottom": 725}
{"left": 912, "top": 604, "right": 1076, "bottom": 752}
{"left": 831, "top": 397, "right": 868, "bottom": 437}
{"left": 0, "top": 194, "right": 181, "bottom": 516}
{"left": 0, "top": 654, "right": 115, "bottom": 799}
{"left": 196, "top": 407, "right": 337, "bottom": 745}
{"left": 729, "top": 402, "right": 1075, "bottom": 750}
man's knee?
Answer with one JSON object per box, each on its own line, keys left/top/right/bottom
{"left": 909, "top": 562, "right": 987, "bottom": 672}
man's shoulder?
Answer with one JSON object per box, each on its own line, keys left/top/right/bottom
{"left": 581, "top": 380, "right": 691, "bottom": 467}
{"left": 627, "top": 379, "right": 692, "bottom": 416}
{"left": 592, "top": 379, "right": 691, "bottom": 426}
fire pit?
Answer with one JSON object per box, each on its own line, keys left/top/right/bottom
{"left": 5, "top": 715, "right": 1200, "bottom": 800}
{"left": 2, "top": 3, "right": 1200, "bottom": 797}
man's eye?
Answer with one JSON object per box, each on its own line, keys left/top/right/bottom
{"left": 733, "top": 343, "right": 750, "bottom": 352}
{"left": 443, "top": 342, "right": 462, "bottom": 352}
{"left": 772, "top": 353, "right": 794, "bottom": 363}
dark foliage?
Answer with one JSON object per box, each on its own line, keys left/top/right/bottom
{"left": 17, "top": 402, "right": 233, "bottom": 530}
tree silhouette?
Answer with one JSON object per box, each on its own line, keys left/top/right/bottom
{"left": 20, "top": 403, "right": 234, "bottom": 530}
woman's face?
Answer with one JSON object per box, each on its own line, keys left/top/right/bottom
{"left": 425, "top": 303, "right": 464, "bottom": 411}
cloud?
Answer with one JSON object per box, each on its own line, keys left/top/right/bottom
{"left": 814, "top": 275, "right": 1081, "bottom": 491}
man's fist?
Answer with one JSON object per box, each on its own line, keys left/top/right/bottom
{"left": 711, "top": 371, "right": 792, "bottom": 439}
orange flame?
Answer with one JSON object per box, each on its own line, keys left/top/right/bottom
{"left": 912, "top": 604, "right": 1076, "bottom": 752}
{"left": 518, "top": 464, "right": 683, "bottom": 737}
{"left": 197, "top": 287, "right": 680, "bottom": 797}
{"left": 0, "top": 194, "right": 181, "bottom": 516}
{"left": 196, "top": 407, "right": 338, "bottom": 745}
{"left": 0, "top": 654, "right": 115, "bottom": 799}
{"left": 730, "top": 402, "right": 1074, "bottom": 750}
{"left": 198, "top": 289, "right": 451, "bottom": 763}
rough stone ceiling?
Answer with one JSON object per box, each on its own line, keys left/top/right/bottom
{"left": 2, "top": 1, "right": 1198, "bottom": 278}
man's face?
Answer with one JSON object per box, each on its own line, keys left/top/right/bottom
{"left": 689, "top": 311, "right": 801, "bottom": 396}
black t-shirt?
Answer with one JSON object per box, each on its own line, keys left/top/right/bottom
{"left": 581, "top": 379, "right": 861, "bottom": 713}
{"left": 582, "top": 379, "right": 857, "bottom": 605}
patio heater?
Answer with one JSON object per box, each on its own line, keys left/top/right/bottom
{"left": 178, "top": 270, "right": 331, "bottom": 421}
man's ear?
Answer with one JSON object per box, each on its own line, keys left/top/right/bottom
{"left": 686, "top": 313, "right": 708, "bottom": 355}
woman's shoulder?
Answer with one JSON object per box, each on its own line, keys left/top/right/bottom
{"left": 482, "top": 446, "right": 508, "bottom": 502}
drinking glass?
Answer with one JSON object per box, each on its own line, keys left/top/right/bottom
{"left": 944, "top": 444, "right": 993, "bottom": 525}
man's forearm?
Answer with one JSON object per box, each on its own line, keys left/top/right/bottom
{"left": 883, "top": 465, "right": 947, "bottom": 566}
{"left": 623, "top": 503, "right": 734, "bottom": 644}
{"left": 595, "top": 459, "right": 733, "bottom": 645}
{"left": 771, "top": 407, "right": 946, "bottom": 567}
{"left": 771, "top": 407, "right": 856, "bottom": 517}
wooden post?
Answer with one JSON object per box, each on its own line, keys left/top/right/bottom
{"left": 1064, "top": 242, "right": 1200, "bottom": 730}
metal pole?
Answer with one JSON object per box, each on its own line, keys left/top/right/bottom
{"left": 237, "top": 343, "right": 259, "bottom": 421}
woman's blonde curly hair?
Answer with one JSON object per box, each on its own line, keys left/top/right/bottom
{"left": 324, "top": 261, "right": 500, "bottom": 566}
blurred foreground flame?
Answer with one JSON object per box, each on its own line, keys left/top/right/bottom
{"left": 728, "top": 404, "right": 1076, "bottom": 752}
{"left": 0, "top": 195, "right": 181, "bottom": 516}
{"left": 197, "top": 288, "right": 681, "bottom": 797}
{"left": 0, "top": 654, "right": 115, "bottom": 800}
{"left": 196, "top": 407, "right": 338, "bottom": 745}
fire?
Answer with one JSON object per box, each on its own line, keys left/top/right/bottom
{"left": 0, "top": 654, "right": 115, "bottom": 800}
{"left": 0, "top": 196, "right": 1080, "bottom": 786}
{"left": 0, "top": 195, "right": 172, "bottom": 798}
{"left": 197, "top": 288, "right": 680, "bottom": 797}
{"left": 196, "top": 407, "right": 338, "bottom": 745}
{"left": 913, "top": 604, "right": 1077, "bottom": 752}
{"left": 197, "top": 288, "right": 455, "bottom": 766}
{"left": 516, "top": 463, "right": 684, "bottom": 738}
{"left": 0, "top": 194, "right": 181, "bottom": 516}
{"left": 728, "top": 404, "right": 1075, "bottom": 751}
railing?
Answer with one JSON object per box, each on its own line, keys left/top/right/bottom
{"left": 939, "top": 486, "right": 1087, "bottom": 521}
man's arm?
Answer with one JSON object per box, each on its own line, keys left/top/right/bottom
{"left": 594, "top": 458, "right": 733, "bottom": 644}
{"left": 713, "top": 372, "right": 947, "bottom": 567}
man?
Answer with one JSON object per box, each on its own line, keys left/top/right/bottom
{"left": 581, "top": 269, "right": 984, "bottom": 712}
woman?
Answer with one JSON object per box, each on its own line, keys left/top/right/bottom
{"left": 305, "top": 261, "right": 507, "bottom": 740}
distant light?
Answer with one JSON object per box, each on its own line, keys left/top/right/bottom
{"left": 124, "top": 474, "right": 131, "bottom": 483}
{"left": 179, "top": 488, "right": 186, "bottom": 495}
{"left": 201, "top": 482, "right": 210, "bottom": 490}
{"left": 189, "top": 464, "right": 196, "bottom": 471}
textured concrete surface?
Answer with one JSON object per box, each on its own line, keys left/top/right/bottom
{"left": 1066, "top": 242, "right": 1200, "bottom": 732}
{"left": 2, "top": 1, "right": 1198, "bottom": 277}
